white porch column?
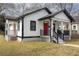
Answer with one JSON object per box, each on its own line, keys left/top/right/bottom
{"left": 5, "top": 20, "right": 10, "bottom": 41}
{"left": 55, "top": 22, "right": 58, "bottom": 32}
{"left": 48, "top": 19, "right": 53, "bottom": 42}
{"left": 61, "top": 21, "right": 64, "bottom": 33}
{"left": 69, "top": 22, "right": 72, "bottom": 40}
{"left": 51, "top": 19, "right": 53, "bottom": 37}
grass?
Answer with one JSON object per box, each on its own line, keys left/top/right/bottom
{"left": 0, "top": 34, "right": 79, "bottom": 56}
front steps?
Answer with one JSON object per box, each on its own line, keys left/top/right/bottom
{"left": 52, "top": 37, "right": 64, "bottom": 44}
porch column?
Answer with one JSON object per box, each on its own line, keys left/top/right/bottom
{"left": 69, "top": 22, "right": 72, "bottom": 40}
{"left": 51, "top": 19, "right": 53, "bottom": 37}
{"left": 5, "top": 20, "right": 9, "bottom": 41}
{"left": 55, "top": 22, "right": 58, "bottom": 32}
{"left": 61, "top": 21, "right": 64, "bottom": 33}
{"left": 49, "top": 19, "right": 53, "bottom": 42}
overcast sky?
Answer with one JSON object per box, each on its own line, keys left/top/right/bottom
{"left": 1, "top": 3, "right": 79, "bottom": 17}
{"left": 72, "top": 4, "right": 79, "bottom": 12}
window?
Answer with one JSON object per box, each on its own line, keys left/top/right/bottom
{"left": 73, "top": 26, "right": 76, "bottom": 29}
{"left": 30, "top": 21, "right": 36, "bottom": 31}
{"left": 18, "top": 21, "right": 20, "bottom": 31}
{"left": 9, "top": 23, "right": 13, "bottom": 30}
{"left": 72, "top": 24, "right": 77, "bottom": 30}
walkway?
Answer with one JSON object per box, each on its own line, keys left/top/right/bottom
{"left": 63, "top": 44, "right": 79, "bottom": 48}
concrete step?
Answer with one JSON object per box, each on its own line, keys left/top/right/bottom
{"left": 52, "top": 37, "right": 64, "bottom": 44}
{"left": 58, "top": 37, "right": 64, "bottom": 44}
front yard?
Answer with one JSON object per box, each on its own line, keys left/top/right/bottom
{"left": 66, "top": 39, "right": 79, "bottom": 45}
{"left": 0, "top": 34, "right": 79, "bottom": 56}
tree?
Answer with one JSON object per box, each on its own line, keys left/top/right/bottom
{"left": 0, "top": 4, "right": 5, "bottom": 13}
{"left": 0, "top": 4, "right": 6, "bottom": 31}
{"left": 55, "top": 3, "right": 73, "bottom": 14}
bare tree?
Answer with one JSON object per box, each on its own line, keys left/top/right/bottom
{"left": 0, "top": 4, "right": 7, "bottom": 15}
{"left": 0, "top": 4, "right": 6, "bottom": 31}
{"left": 56, "top": 3, "right": 73, "bottom": 13}
{"left": 0, "top": 3, "right": 73, "bottom": 17}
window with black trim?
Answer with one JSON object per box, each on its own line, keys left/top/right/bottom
{"left": 30, "top": 21, "right": 36, "bottom": 31}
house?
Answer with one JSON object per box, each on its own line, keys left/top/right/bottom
{"left": 71, "top": 16, "right": 79, "bottom": 39}
{"left": 5, "top": 7, "right": 74, "bottom": 43}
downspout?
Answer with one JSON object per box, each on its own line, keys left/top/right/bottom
{"left": 22, "top": 17, "right": 24, "bottom": 41}
{"left": 49, "top": 18, "right": 52, "bottom": 42}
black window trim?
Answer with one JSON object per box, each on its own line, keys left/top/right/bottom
{"left": 30, "top": 21, "right": 36, "bottom": 31}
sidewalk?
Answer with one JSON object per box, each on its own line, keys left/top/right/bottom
{"left": 63, "top": 44, "right": 79, "bottom": 48}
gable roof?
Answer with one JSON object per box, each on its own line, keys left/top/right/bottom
{"left": 38, "top": 9, "right": 74, "bottom": 22}
{"left": 18, "top": 7, "right": 51, "bottom": 18}
{"left": 5, "top": 7, "right": 51, "bottom": 21}
{"left": 5, "top": 7, "right": 74, "bottom": 22}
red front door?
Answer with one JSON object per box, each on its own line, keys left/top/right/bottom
{"left": 43, "top": 22, "right": 49, "bottom": 35}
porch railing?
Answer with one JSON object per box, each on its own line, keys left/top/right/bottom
{"left": 57, "top": 30, "right": 64, "bottom": 40}
{"left": 63, "top": 30, "right": 69, "bottom": 35}
{"left": 40, "top": 29, "right": 64, "bottom": 43}
{"left": 53, "top": 31, "right": 59, "bottom": 43}
{"left": 53, "top": 30, "right": 64, "bottom": 43}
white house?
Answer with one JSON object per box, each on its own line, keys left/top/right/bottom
{"left": 71, "top": 16, "right": 79, "bottom": 39}
{"left": 5, "top": 7, "right": 74, "bottom": 43}
{"left": 71, "top": 16, "right": 79, "bottom": 34}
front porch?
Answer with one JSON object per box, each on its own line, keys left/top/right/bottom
{"left": 38, "top": 9, "right": 74, "bottom": 43}
{"left": 39, "top": 19, "right": 72, "bottom": 43}
{"left": 5, "top": 20, "right": 17, "bottom": 41}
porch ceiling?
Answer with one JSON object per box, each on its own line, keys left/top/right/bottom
{"left": 52, "top": 17, "right": 70, "bottom": 22}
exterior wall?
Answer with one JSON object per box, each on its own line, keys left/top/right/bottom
{"left": 52, "top": 12, "right": 70, "bottom": 22}
{"left": 17, "top": 20, "right": 22, "bottom": 37}
{"left": 23, "top": 9, "right": 49, "bottom": 37}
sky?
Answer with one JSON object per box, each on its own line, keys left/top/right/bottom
{"left": 1, "top": 3, "right": 79, "bottom": 17}
{"left": 70, "top": 3, "right": 79, "bottom": 16}
{"left": 72, "top": 4, "right": 79, "bottom": 12}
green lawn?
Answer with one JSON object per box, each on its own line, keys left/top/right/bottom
{"left": 0, "top": 34, "right": 79, "bottom": 56}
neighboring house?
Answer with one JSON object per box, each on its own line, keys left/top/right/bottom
{"left": 5, "top": 7, "right": 74, "bottom": 43}
{"left": 71, "top": 16, "right": 79, "bottom": 38}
